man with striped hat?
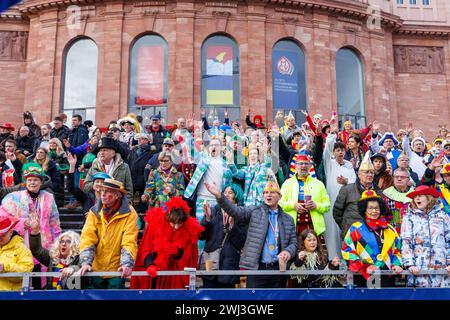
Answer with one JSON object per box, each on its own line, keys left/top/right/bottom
{"left": 279, "top": 154, "right": 331, "bottom": 238}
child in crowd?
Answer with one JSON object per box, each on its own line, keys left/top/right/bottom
{"left": 289, "top": 229, "right": 341, "bottom": 288}
{"left": 29, "top": 214, "right": 81, "bottom": 290}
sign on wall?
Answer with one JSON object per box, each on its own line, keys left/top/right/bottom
{"left": 136, "top": 46, "right": 165, "bottom": 105}
{"left": 272, "top": 50, "right": 299, "bottom": 110}
{"left": 205, "top": 45, "right": 233, "bottom": 105}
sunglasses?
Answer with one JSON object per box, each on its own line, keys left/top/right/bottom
{"left": 444, "top": 146, "right": 450, "bottom": 150}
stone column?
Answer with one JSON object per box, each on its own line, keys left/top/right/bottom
{"left": 23, "top": 9, "right": 59, "bottom": 125}
{"left": 95, "top": 2, "right": 124, "bottom": 127}
{"left": 245, "top": 4, "right": 266, "bottom": 121}
{"left": 309, "top": 12, "right": 333, "bottom": 117}
{"left": 172, "top": 1, "right": 195, "bottom": 124}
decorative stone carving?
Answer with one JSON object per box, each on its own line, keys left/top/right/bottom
{"left": 337, "top": 16, "right": 363, "bottom": 26}
{"left": 205, "top": 2, "right": 238, "bottom": 8}
{"left": 212, "top": 10, "right": 231, "bottom": 32}
{"left": 0, "top": 31, "right": 27, "bottom": 61}
{"left": 394, "top": 45, "right": 445, "bottom": 74}
{"left": 275, "top": 7, "right": 305, "bottom": 16}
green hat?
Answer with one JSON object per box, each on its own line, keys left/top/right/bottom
{"left": 22, "top": 163, "right": 46, "bottom": 181}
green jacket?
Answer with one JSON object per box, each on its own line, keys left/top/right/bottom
{"left": 83, "top": 153, "right": 133, "bottom": 200}
{"left": 279, "top": 175, "right": 331, "bottom": 235}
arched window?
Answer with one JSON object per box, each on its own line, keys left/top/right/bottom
{"left": 336, "top": 48, "right": 366, "bottom": 129}
{"left": 62, "top": 38, "right": 98, "bottom": 122}
{"left": 201, "top": 35, "right": 240, "bottom": 122}
{"left": 271, "top": 39, "right": 307, "bottom": 124}
{"left": 129, "top": 34, "right": 168, "bottom": 125}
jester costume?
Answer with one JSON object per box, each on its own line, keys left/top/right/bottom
{"left": 437, "top": 181, "right": 450, "bottom": 216}
{"left": 342, "top": 217, "right": 402, "bottom": 282}
{"left": 130, "top": 197, "right": 204, "bottom": 289}
{"left": 382, "top": 186, "right": 413, "bottom": 234}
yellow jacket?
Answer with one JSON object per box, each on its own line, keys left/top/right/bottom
{"left": 80, "top": 198, "right": 138, "bottom": 272}
{"left": 279, "top": 174, "right": 331, "bottom": 235}
{"left": 0, "top": 234, "right": 34, "bottom": 291}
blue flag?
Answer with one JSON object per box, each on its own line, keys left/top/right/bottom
{"left": 0, "top": 0, "right": 23, "bottom": 13}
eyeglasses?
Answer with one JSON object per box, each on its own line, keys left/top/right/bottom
{"left": 444, "top": 146, "right": 450, "bottom": 150}
{"left": 160, "top": 159, "right": 171, "bottom": 163}
{"left": 60, "top": 239, "right": 71, "bottom": 245}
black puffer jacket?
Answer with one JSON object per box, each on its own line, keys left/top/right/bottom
{"left": 148, "top": 125, "right": 169, "bottom": 153}
{"left": 44, "top": 160, "right": 62, "bottom": 192}
{"left": 126, "top": 144, "right": 154, "bottom": 192}
{"left": 50, "top": 125, "right": 70, "bottom": 143}
{"left": 69, "top": 124, "right": 89, "bottom": 148}
{"left": 200, "top": 204, "right": 247, "bottom": 285}
{"left": 15, "top": 135, "right": 36, "bottom": 156}
{"left": 217, "top": 195, "right": 297, "bottom": 270}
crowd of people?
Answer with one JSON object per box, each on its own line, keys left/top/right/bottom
{"left": 0, "top": 108, "right": 449, "bottom": 291}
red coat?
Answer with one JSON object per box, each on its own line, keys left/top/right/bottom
{"left": 130, "top": 208, "right": 204, "bottom": 289}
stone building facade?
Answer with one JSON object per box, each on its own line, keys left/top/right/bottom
{"left": 0, "top": 0, "right": 449, "bottom": 139}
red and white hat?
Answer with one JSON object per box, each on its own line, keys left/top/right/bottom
{"left": 406, "top": 185, "right": 440, "bottom": 199}
{"left": 0, "top": 215, "right": 19, "bottom": 237}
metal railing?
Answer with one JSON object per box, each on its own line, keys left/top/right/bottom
{"left": 0, "top": 269, "right": 448, "bottom": 292}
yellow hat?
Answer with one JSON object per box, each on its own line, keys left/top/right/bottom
{"left": 264, "top": 181, "right": 281, "bottom": 194}
{"left": 344, "top": 120, "right": 352, "bottom": 128}
{"left": 358, "top": 151, "right": 375, "bottom": 172}
{"left": 359, "top": 189, "right": 381, "bottom": 201}
{"left": 441, "top": 163, "right": 450, "bottom": 175}
{"left": 127, "top": 113, "right": 141, "bottom": 133}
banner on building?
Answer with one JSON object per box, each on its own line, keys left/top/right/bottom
{"left": 205, "top": 45, "right": 233, "bottom": 105}
{"left": 272, "top": 50, "right": 299, "bottom": 110}
{"left": 135, "top": 46, "right": 165, "bottom": 106}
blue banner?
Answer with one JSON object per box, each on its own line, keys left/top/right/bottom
{"left": 272, "top": 50, "right": 300, "bottom": 110}
{"left": 1, "top": 288, "right": 450, "bottom": 300}
{"left": 0, "top": 0, "right": 22, "bottom": 13}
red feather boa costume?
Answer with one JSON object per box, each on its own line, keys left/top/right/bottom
{"left": 130, "top": 197, "right": 204, "bottom": 289}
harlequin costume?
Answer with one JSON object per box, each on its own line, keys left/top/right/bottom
{"left": 130, "top": 197, "right": 204, "bottom": 289}
{"left": 342, "top": 190, "right": 402, "bottom": 283}
{"left": 382, "top": 186, "right": 413, "bottom": 234}
{"left": 437, "top": 163, "right": 450, "bottom": 216}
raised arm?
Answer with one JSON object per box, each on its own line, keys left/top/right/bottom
{"left": 204, "top": 182, "right": 252, "bottom": 223}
